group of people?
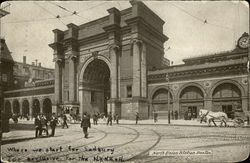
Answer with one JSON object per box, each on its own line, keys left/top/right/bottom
{"left": 34, "top": 113, "right": 57, "bottom": 137}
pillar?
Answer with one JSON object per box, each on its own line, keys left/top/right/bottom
{"left": 132, "top": 39, "right": 141, "bottom": 97}
{"left": 141, "top": 42, "right": 147, "bottom": 98}
{"left": 110, "top": 46, "right": 119, "bottom": 99}
{"left": 55, "top": 60, "right": 62, "bottom": 104}
{"left": 19, "top": 99, "right": 23, "bottom": 115}
{"left": 28, "top": 99, "right": 33, "bottom": 118}
{"left": 69, "top": 56, "right": 76, "bottom": 102}
{"left": 40, "top": 99, "right": 43, "bottom": 114}
{"left": 204, "top": 99, "right": 212, "bottom": 110}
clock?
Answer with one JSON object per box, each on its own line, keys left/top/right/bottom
{"left": 238, "top": 35, "right": 249, "bottom": 49}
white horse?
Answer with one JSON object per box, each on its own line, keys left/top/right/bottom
{"left": 199, "top": 109, "right": 228, "bottom": 127}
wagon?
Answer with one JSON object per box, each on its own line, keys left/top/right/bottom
{"left": 233, "top": 111, "right": 249, "bottom": 127}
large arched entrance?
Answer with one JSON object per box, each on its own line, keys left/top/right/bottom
{"left": 80, "top": 59, "right": 110, "bottom": 116}
{"left": 13, "top": 100, "right": 20, "bottom": 115}
{"left": 43, "top": 98, "right": 52, "bottom": 117}
{"left": 212, "top": 83, "right": 241, "bottom": 118}
{"left": 4, "top": 100, "right": 12, "bottom": 116}
{"left": 179, "top": 86, "right": 204, "bottom": 120}
{"left": 22, "top": 100, "right": 29, "bottom": 116}
{"left": 32, "top": 99, "right": 40, "bottom": 117}
{"left": 151, "top": 88, "right": 173, "bottom": 119}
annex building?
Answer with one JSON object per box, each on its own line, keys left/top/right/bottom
{"left": 2, "top": 1, "right": 250, "bottom": 120}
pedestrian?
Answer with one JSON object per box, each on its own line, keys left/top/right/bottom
{"left": 93, "top": 113, "right": 98, "bottom": 125}
{"left": 34, "top": 115, "right": 42, "bottom": 138}
{"left": 115, "top": 114, "right": 119, "bottom": 124}
{"left": 107, "top": 112, "right": 112, "bottom": 126}
{"left": 153, "top": 110, "right": 158, "bottom": 123}
{"left": 136, "top": 112, "right": 140, "bottom": 124}
{"left": 41, "top": 114, "right": 49, "bottom": 136}
{"left": 62, "top": 114, "right": 69, "bottom": 128}
{"left": 81, "top": 112, "right": 91, "bottom": 138}
{"left": 174, "top": 111, "right": 178, "bottom": 120}
{"left": 50, "top": 113, "right": 58, "bottom": 137}
{"left": 113, "top": 114, "right": 116, "bottom": 123}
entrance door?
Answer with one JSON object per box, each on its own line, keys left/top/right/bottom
{"left": 188, "top": 106, "right": 197, "bottom": 119}
{"left": 222, "top": 105, "right": 233, "bottom": 118}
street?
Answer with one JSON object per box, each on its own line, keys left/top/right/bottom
{"left": 1, "top": 123, "right": 250, "bottom": 162}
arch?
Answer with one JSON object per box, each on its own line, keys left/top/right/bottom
{"left": 43, "top": 98, "right": 52, "bottom": 116}
{"left": 209, "top": 79, "right": 246, "bottom": 98}
{"left": 32, "top": 99, "right": 40, "bottom": 116}
{"left": 179, "top": 86, "right": 204, "bottom": 100}
{"left": 79, "top": 55, "right": 111, "bottom": 83}
{"left": 178, "top": 85, "right": 204, "bottom": 120}
{"left": 177, "top": 82, "right": 206, "bottom": 99}
{"left": 79, "top": 56, "right": 111, "bottom": 116}
{"left": 211, "top": 81, "right": 243, "bottom": 117}
{"left": 22, "top": 99, "right": 29, "bottom": 116}
{"left": 150, "top": 85, "right": 174, "bottom": 101}
{"left": 13, "top": 99, "right": 20, "bottom": 115}
{"left": 4, "top": 100, "right": 12, "bottom": 115}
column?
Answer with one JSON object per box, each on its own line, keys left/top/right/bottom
{"left": 40, "top": 99, "right": 43, "bottom": 114}
{"left": 132, "top": 40, "right": 141, "bottom": 97}
{"left": 28, "top": 99, "right": 33, "bottom": 119}
{"left": 141, "top": 42, "right": 147, "bottom": 98}
{"left": 69, "top": 57, "right": 76, "bottom": 102}
{"left": 54, "top": 60, "right": 62, "bottom": 104}
{"left": 110, "top": 46, "right": 118, "bottom": 99}
{"left": 204, "top": 99, "right": 212, "bottom": 110}
{"left": 19, "top": 99, "right": 23, "bottom": 115}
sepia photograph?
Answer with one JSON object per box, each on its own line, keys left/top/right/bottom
{"left": 0, "top": 0, "right": 249, "bottom": 162}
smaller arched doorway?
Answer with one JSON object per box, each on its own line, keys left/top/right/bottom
{"left": 212, "top": 83, "right": 241, "bottom": 118}
{"left": 152, "top": 88, "right": 173, "bottom": 119}
{"left": 13, "top": 100, "right": 20, "bottom": 115}
{"left": 32, "top": 99, "right": 40, "bottom": 117}
{"left": 179, "top": 86, "right": 204, "bottom": 120}
{"left": 43, "top": 98, "right": 52, "bottom": 118}
{"left": 22, "top": 100, "right": 29, "bottom": 116}
{"left": 4, "top": 101, "right": 12, "bottom": 116}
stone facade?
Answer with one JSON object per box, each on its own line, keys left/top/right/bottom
{"left": 49, "top": 1, "right": 168, "bottom": 119}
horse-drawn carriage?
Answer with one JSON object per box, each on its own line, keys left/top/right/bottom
{"left": 233, "top": 111, "right": 249, "bottom": 127}
{"left": 199, "top": 109, "right": 249, "bottom": 127}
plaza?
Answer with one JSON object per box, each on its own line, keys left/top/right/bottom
{"left": 1, "top": 120, "right": 250, "bottom": 162}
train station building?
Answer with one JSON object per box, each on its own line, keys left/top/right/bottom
{"left": 2, "top": 1, "right": 249, "bottom": 119}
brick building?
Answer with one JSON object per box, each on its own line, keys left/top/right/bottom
{"left": 2, "top": 1, "right": 250, "bottom": 120}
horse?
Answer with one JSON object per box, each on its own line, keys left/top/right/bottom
{"left": 199, "top": 109, "right": 228, "bottom": 127}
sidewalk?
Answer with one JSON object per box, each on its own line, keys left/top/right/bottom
{"left": 9, "top": 118, "right": 250, "bottom": 127}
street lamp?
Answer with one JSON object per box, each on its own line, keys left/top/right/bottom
{"left": 166, "top": 73, "right": 170, "bottom": 124}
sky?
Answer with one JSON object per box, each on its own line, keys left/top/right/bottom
{"left": 1, "top": 1, "right": 249, "bottom": 69}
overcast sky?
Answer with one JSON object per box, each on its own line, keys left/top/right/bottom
{"left": 1, "top": 1, "right": 249, "bottom": 68}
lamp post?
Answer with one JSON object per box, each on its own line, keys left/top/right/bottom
{"left": 166, "top": 73, "right": 170, "bottom": 124}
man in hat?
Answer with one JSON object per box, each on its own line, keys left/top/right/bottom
{"left": 81, "top": 112, "right": 91, "bottom": 138}
{"left": 50, "top": 113, "right": 58, "bottom": 137}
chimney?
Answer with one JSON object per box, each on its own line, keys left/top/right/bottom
{"left": 32, "top": 62, "right": 35, "bottom": 66}
{"left": 39, "top": 62, "right": 41, "bottom": 67}
{"left": 23, "top": 56, "right": 26, "bottom": 64}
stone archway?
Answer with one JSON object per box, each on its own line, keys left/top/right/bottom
{"left": 43, "top": 98, "right": 52, "bottom": 117}
{"left": 4, "top": 100, "right": 12, "bottom": 115}
{"left": 13, "top": 100, "right": 20, "bottom": 115}
{"left": 32, "top": 99, "right": 40, "bottom": 117}
{"left": 22, "top": 100, "right": 29, "bottom": 116}
{"left": 151, "top": 88, "right": 173, "bottom": 119}
{"left": 212, "top": 82, "right": 242, "bottom": 118}
{"left": 79, "top": 58, "right": 111, "bottom": 116}
{"left": 179, "top": 86, "right": 204, "bottom": 120}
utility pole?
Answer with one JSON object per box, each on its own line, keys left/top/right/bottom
{"left": 166, "top": 73, "right": 170, "bottom": 124}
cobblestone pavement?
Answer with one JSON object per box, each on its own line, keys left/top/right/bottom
{"left": 1, "top": 123, "right": 250, "bottom": 162}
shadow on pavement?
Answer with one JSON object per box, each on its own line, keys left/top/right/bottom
{"left": 9, "top": 123, "right": 35, "bottom": 131}
{"left": 1, "top": 137, "right": 37, "bottom": 145}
